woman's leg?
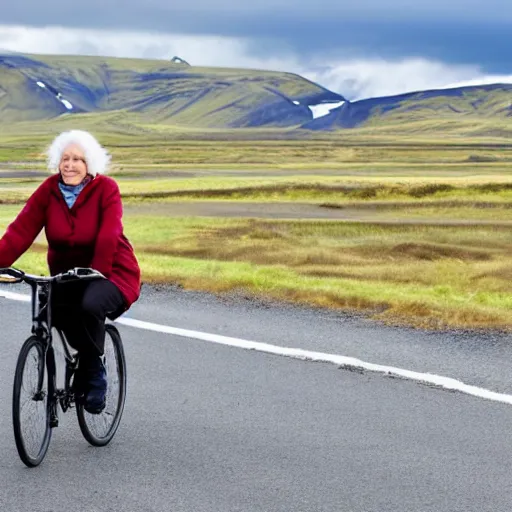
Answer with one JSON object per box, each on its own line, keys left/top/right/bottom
{"left": 52, "top": 279, "right": 125, "bottom": 413}
{"left": 77, "top": 279, "right": 126, "bottom": 413}
{"left": 78, "top": 279, "right": 126, "bottom": 356}
{"left": 51, "top": 280, "right": 88, "bottom": 352}
{"left": 52, "top": 279, "right": 125, "bottom": 355}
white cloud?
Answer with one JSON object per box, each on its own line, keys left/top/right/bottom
{"left": 0, "top": 24, "right": 509, "bottom": 102}
{"left": 442, "top": 75, "right": 512, "bottom": 89}
{"left": 302, "top": 58, "right": 490, "bottom": 100}
{"left": 0, "top": 25, "right": 256, "bottom": 65}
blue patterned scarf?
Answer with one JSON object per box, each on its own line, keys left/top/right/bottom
{"left": 58, "top": 176, "right": 91, "bottom": 208}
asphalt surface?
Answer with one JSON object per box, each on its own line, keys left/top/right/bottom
{"left": 1, "top": 285, "right": 512, "bottom": 511}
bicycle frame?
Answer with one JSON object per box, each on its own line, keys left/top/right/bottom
{"left": 6, "top": 266, "right": 126, "bottom": 465}
{"left": 1, "top": 267, "right": 106, "bottom": 426}
{"left": 27, "top": 279, "right": 80, "bottom": 425}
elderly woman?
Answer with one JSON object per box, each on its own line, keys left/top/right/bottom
{"left": 0, "top": 130, "right": 141, "bottom": 414}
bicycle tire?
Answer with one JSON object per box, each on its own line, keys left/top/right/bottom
{"left": 77, "top": 324, "right": 127, "bottom": 447}
{"left": 12, "top": 335, "right": 52, "bottom": 467}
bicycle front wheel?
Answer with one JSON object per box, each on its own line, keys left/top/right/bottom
{"left": 77, "top": 324, "right": 127, "bottom": 446}
{"left": 12, "top": 336, "right": 52, "bottom": 467}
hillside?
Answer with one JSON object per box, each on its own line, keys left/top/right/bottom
{"left": 0, "top": 52, "right": 344, "bottom": 128}
{"left": 3, "top": 51, "right": 512, "bottom": 139}
{"left": 302, "top": 84, "right": 512, "bottom": 134}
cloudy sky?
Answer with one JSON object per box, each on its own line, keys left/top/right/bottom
{"left": 1, "top": 0, "right": 512, "bottom": 100}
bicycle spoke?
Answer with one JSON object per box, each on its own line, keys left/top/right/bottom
{"left": 77, "top": 325, "right": 126, "bottom": 446}
{"left": 13, "top": 337, "right": 52, "bottom": 467}
{"left": 82, "top": 340, "right": 120, "bottom": 436}
{"left": 19, "top": 346, "right": 48, "bottom": 459}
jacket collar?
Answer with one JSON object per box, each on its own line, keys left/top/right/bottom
{"left": 50, "top": 173, "right": 102, "bottom": 211}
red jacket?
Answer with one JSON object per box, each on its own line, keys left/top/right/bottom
{"left": 0, "top": 174, "right": 141, "bottom": 309}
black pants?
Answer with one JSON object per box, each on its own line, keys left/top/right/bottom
{"left": 51, "top": 279, "right": 125, "bottom": 357}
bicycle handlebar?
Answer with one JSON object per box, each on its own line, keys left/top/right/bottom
{"left": 0, "top": 267, "right": 105, "bottom": 285}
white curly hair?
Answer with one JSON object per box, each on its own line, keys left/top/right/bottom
{"left": 46, "top": 130, "right": 111, "bottom": 176}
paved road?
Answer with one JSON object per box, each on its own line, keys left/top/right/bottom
{"left": 1, "top": 286, "right": 512, "bottom": 511}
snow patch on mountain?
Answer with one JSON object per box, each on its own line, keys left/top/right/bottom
{"left": 291, "top": 99, "right": 345, "bottom": 119}
{"left": 60, "top": 99, "right": 73, "bottom": 110}
{"left": 36, "top": 80, "right": 73, "bottom": 111}
{"left": 308, "top": 101, "right": 345, "bottom": 119}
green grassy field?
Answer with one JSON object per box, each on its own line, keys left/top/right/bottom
{"left": 6, "top": 213, "right": 512, "bottom": 330}
{"left": 1, "top": 136, "right": 512, "bottom": 331}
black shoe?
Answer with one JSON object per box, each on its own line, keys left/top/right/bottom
{"left": 81, "top": 356, "right": 108, "bottom": 415}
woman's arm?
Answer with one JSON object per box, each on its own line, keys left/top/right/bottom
{"left": 0, "top": 181, "right": 48, "bottom": 268}
{"left": 90, "top": 178, "right": 123, "bottom": 277}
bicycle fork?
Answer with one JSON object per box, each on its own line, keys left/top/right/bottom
{"left": 45, "top": 345, "right": 60, "bottom": 428}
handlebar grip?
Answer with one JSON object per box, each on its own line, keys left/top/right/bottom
{"left": 0, "top": 267, "right": 24, "bottom": 282}
{"left": 0, "top": 267, "right": 104, "bottom": 285}
{"left": 57, "top": 268, "right": 106, "bottom": 281}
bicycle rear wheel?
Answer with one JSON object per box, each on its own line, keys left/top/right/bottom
{"left": 12, "top": 336, "right": 52, "bottom": 467}
{"left": 77, "top": 324, "right": 127, "bottom": 446}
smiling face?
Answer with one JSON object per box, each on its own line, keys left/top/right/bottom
{"left": 59, "top": 144, "right": 88, "bottom": 185}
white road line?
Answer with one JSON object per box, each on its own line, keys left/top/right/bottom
{"left": 3, "top": 290, "right": 512, "bottom": 406}
{"left": 0, "top": 291, "right": 30, "bottom": 302}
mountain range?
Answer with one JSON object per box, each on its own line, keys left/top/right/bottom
{"left": 1, "top": 52, "right": 512, "bottom": 136}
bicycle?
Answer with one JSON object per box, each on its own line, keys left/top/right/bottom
{"left": 0, "top": 266, "right": 127, "bottom": 468}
